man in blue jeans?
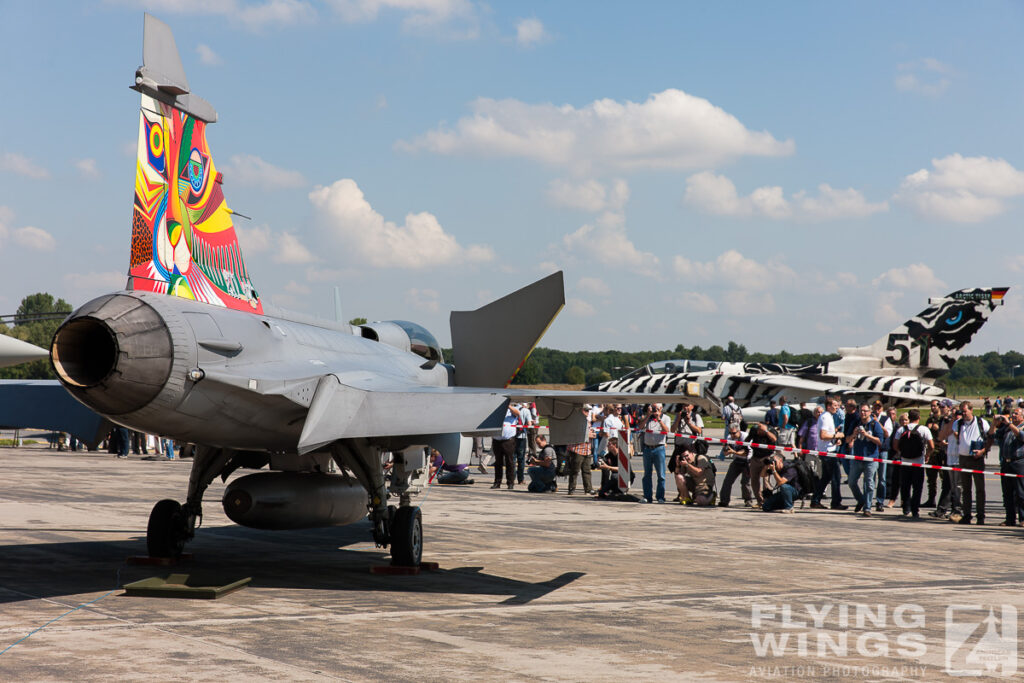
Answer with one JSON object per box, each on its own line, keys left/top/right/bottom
{"left": 810, "top": 399, "right": 848, "bottom": 510}
{"left": 845, "top": 403, "right": 885, "bottom": 517}
{"left": 762, "top": 454, "right": 801, "bottom": 512}
{"left": 640, "top": 403, "right": 671, "bottom": 503}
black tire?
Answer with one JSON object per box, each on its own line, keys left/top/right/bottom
{"left": 390, "top": 506, "right": 422, "bottom": 567}
{"left": 147, "top": 499, "right": 186, "bottom": 558}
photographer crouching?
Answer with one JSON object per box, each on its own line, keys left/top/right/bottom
{"left": 761, "top": 454, "right": 802, "bottom": 513}
{"left": 670, "top": 443, "right": 716, "bottom": 506}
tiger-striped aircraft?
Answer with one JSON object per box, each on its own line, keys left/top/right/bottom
{"left": 591, "top": 287, "right": 1008, "bottom": 415}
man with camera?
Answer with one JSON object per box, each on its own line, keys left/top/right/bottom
{"left": 952, "top": 401, "right": 990, "bottom": 525}
{"left": 718, "top": 423, "right": 753, "bottom": 508}
{"left": 746, "top": 421, "right": 778, "bottom": 507}
{"left": 762, "top": 454, "right": 802, "bottom": 512}
{"left": 526, "top": 434, "right": 558, "bottom": 493}
{"left": 639, "top": 403, "right": 672, "bottom": 504}
{"left": 671, "top": 444, "right": 715, "bottom": 506}
{"left": 992, "top": 407, "right": 1024, "bottom": 526}
{"left": 671, "top": 402, "right": 704, "bottom": 454}
{"left": 845, "top": 403, "right": 885, "bottom": 517}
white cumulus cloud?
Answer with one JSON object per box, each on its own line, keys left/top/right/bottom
{"left": 235, "top": 224, "right": 274, "bottom": 252}
{"left": 1, "top": 152, "right": 49, "bottom": 179}
{"left": 309, "top": 178, "right": 494, "bottom": 268}
{"left": 871, "top": 263, "right": 946, "bottom": 292}
{"left": 197, "top": 43, "right": 223, "bottom": 65}
{"left": 566, "top": 297, "right": 595, "bottom": 317}
{"left": 576, "top": 276, "right": 611, "bottom": 297}
{"left": 220, "top": 155, "right": 306, "bottom": 189}
{"left": 895, "top": 58, "right": 954, "bottom": 96}
{"left": 329, "top": 0, "right": 480, "bottom": 38}
{"left": 275, "top": 232, "right": 317, "bottom": 264}
{"left": 516, "top": 17, "right": 548, "bottom": 46}
{"left": 674, "top": 249, "right": 796, "bottom": 290}
{"left": 400, "top": 89, "right": 794, "bottom": 173}
{"left": 547, "top": 178, "right": 629, "bottom": 212}
{"left": 562, "top": 212, "right": 657, "bottom": 274}
{"left": 123, "top": 0, "right": 317, "bottom": 31}
{"left": 74, "top": 158, "right": 99, "bottom": 178}
{"left": 677, "top": 291, "right": 718, "bottom": 314}
{"left": 896, "top": 154, "right": 1024, "bottom": 222}
{"left": 684, "top": 171, "right": 887, "bottom": 220}
{"left": 12, "top": 226, "right": 56, "bottom": 251}
{"left": 0, "top": 208, "right": 56, "bottom": 252}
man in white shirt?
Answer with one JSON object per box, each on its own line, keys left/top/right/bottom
{"left": 640, "top": 403, "right": 672, "bottom": 504}
{"left": 952, "top": 401, "right": 990, "bottom": 525}
{"left": 810, "top": 399, "right": 847, "bottom": 510}
{"left": 491, "top": 404, "right": 521, "bottom": 490}
{"left": 671, "top": 403, "right": 704, "bottom": 455}
{"left": 894, "top": 409, "right": 934, "bottom": 519}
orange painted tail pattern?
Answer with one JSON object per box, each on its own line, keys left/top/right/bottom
{"left": 130, "top": 93, "right": 261, "bottom": 313}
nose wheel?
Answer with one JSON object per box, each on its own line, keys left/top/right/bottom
{"left": 146, "top": 499, "right": 191, "bottom": 558}
{"left": 390, "top": 506, "right": 422, "bottom": 567}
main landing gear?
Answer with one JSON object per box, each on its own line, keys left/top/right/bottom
{"left": 332, "top": 440, "right": 425, "bottom": 567}
{"left": 146, "top": 445, "right": 232, "bottom": 558}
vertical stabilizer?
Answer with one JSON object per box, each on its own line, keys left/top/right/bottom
{"left": 450, "top": 272, "right": 564, "bottom": 387}
{"left": 128, "top": 14, "right": 261, "bottom": 314}
{"left": 834, "top": 287, "right": 1008, "bottom": 377}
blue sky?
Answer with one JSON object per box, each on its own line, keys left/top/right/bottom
{"left": 1, "top": 1, "right": 1022, "bottom": 355}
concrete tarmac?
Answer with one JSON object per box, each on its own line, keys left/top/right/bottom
{"left": 1, "top": 444, "right": 1022, "bottom": 681}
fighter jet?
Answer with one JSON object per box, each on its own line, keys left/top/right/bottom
{"left": 592, "top": 287, "right": 1008, "bottom": 413}
{"left": 49, "top": 15, "right": 692, "bottom": 565}
{"left": 0, "top": 334, "right": 48, "bottom": 369}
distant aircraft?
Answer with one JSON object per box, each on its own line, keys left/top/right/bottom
{"left": 48, "top": 15, "right": 685, "bottom": 565}
{"left": 0, "top": 334, "right": 48, "bottom": 369}
{"left": 591, "top": 287, "right": 1008, "bottom": 415}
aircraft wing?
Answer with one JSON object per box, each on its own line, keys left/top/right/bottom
{"left": 295, "top": 374, "right": 705, "bottom": 454}
{"left": 744, "top": 374, "right": 938, "bottom": 405}
{"left": 297, "top": 376, "right": 513, "bottom": 454}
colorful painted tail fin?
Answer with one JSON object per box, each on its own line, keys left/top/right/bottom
{"left": 835, "top": 287, "right": 1008, "bottom": 378}
{"left": 128, "top": 14, "right": 261, "bottom": 313}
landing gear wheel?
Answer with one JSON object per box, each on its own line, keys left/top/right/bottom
{"left": 147, "top": 499, "right": 188, "bottom": 558}
{"left": 390, "top": 506, "right": 422, "bottom": 567}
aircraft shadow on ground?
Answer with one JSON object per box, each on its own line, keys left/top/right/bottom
{"left": 0, "top": 522, "right": 585, "bottom": 606}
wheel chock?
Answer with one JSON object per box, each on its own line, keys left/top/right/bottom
{"left": 370, "top": 561, "right": 440, "bottom": 575}
{"left": 122, "top": 573, "right": 250, "bottom": 599}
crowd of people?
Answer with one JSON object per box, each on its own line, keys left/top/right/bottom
{"left": 471, "top": 396, "right": 1024, "bottom": 528}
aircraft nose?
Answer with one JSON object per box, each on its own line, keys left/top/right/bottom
{"left": 51, "top": 294, "right": 173, "bottom": 415}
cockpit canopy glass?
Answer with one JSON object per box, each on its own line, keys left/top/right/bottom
{"left": 621, "top": 359, "right": 718, "bottom": 379}
{"left": 392, "top": 320, "right": 444, "bottom": 363}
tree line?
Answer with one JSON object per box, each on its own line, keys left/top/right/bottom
{"left": 3, "top": 292, "right": 1022, "bottom": 395}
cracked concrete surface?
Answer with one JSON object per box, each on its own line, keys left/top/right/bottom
{"left": 1, "top": 443, "right": 1022, "bottom": 681}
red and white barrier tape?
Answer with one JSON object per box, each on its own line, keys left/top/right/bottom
{"left": 587, "top": 426, "right": 1024, "bottom": 480}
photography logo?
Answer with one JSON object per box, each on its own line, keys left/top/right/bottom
{"left": 945, "top": 605, "right": 1018, "bottom": 676}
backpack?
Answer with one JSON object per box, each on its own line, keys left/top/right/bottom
{"left": 898, "top": 426, "right": 927, "bottom": 460}
{"left": 727, "top": 405, "right": 743, "bottom": 432}
{"left": 701, "top": 457, "right": 718, "bottom": 495}
{"left": 792, "top": 454, "right": 821, "bottom": 499}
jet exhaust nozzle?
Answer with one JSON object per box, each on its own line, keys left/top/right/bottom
{"left": 51, "top": 294, "right": 173, "bottom": 415}
{"left": 222, "top": 472, "right": 368, "bottom": 530}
